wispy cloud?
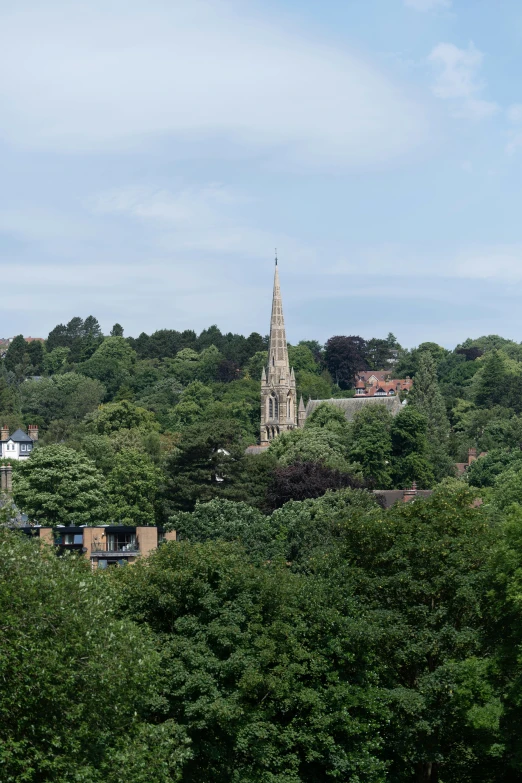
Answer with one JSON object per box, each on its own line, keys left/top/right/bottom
{"left": 428, "top": 42, "right": 498, "bottom": 119}
{"left": 505, "top": 104, "right": 522, "bottom": 153}
{"left": 92, "top": 184, "right": 315, "bottom": 261}
{"left": 404, "top": 0, "right": 451, "bottom": 12}
{"left": 330, "top": 243, "right": 522, "bottom": 282}
{"left": 0, "top": 0, "right": 427, "bottom": 167}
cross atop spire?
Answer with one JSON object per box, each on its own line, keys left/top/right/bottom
{"left": 275, "top": 248, "right": 278, "bottom": 266}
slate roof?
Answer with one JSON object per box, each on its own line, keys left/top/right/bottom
{"left": 8, "top": 429, "right": 34, "bottom": 443}
{"left": 245, "top": 444, "right": 270, "bottom": 455}
{"left": 373, "top": 489, "right": 433, "bottom": 508}
{"left": 304, "top": 396, "right": 403, "bottom": 422}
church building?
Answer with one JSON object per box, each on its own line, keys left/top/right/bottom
{"left": 256, "top": 262, "right": 402, "bottom": 447}
{"left": 260, "top": 261, "right": 301, "bottom": 444}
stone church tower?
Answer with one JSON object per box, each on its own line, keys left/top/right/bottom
{"left": 260, "top": 260, "right": 298, "bottom": 444}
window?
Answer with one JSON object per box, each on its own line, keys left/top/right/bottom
{"left": 107, "top": 533, "right": 137, "bottom": 552}
{"left": 63, "top": 533, "right": 83, "bottom": 545}
{"left": 21, "top": 444, "right": 26, "bottom": 452}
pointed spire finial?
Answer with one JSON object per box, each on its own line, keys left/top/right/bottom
{"left": 275, "top": 248, "right": 278, "bottom": 266}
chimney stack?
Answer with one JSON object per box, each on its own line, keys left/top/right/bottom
{"left": 0, "top": 466, "right": 6, "bottom": 492}
{"left": 0, "top": 425, "right": 8, "bottom": 442}
{"left": 403, "top": 481, "right": 418, "bottom": 502}
{"left": 6, "top": 464, "right": 13, "bottom": 492}
{"left": 28, "top": 424, "right": 38, "bottom": 441}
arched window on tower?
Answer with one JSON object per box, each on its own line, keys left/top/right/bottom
{"left": 274, "top": 395, "right": 279, "bottom": 419}
{"left": 287, "top": 393, "right": 292, "bottom": 420}
{"left": 268, "top": 396, "right": 273, "bottom": 419}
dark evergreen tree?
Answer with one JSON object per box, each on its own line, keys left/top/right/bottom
{"left": 110, "top": 323, "right": 124, "bottom": 337}
{"left": 46, "top": 323, "right": 69, "bottom": 350}
{"left": 26, "top": 340, "right": 44, "bottom": 374}
{"left": 409, "top": 351, "right": 454, "bottom": 481}
{"left": 349, "top": 405, "right": 393, "bottom": 487}
{"left": 265, "top": 460, "right": 369, "bottom": 510}
{"left": 82, "top": 315, "right": 102, "bottom": 338}
{"left": 4, "top": 335, "right": 28, "bottom": 375}
{"left": 197, "top": 325, "right": 224, "bottom": 352}
{"left": 162, "top": 419, "right": 245, "bottom": 512}
{"left": 390, "top": 406, "right": 434, "bottom": 487}
{"left": 474, "top": 350, "right": 507, "bottom": 408}
{"left": 324, "top": 335, "right": 368, "bottom": 388}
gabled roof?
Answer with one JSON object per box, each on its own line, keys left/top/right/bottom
{"left": 9, "top": 429, "right": 34, "bottom": 443}
{"left": 304, "top": 396, "right": 402, "bottom": 422}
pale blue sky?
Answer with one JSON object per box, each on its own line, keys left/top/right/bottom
{"left": 2, "top": 0, "right": 522, "bottom": 347}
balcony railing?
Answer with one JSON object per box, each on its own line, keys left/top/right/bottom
{"left": 90, "top": 541, "right": 139, "bottom": 553}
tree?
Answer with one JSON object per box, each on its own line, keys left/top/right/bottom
{"left": 168, "top": 498, "right": 273, "bottom": 560}
{"left": 43, "top": 345, "right": 71, "bottom": 374}
{"left": 85, "top": 399, "right": 159, "bottom": 435}
{"left": 46, "top": 322, "right": 69, "bottom": 351}
{"left": 366, "top": 333, "right": 400, "bottom": 370}
{"left": 163, "top": 419, "right": 246, "bottom": 512}
{"left": 324, "top": 335, "right": 368, "bottom": 388}
{"left": 466, "top": 449, "right": 522, "bottom": 488}
{"left": 106, "top": 448, "right": 160, "bottom": 525}
{"left": 409, "top": 352, "right": 449, "bottom": 436}
{"left": 111, "top": 322, "right": 124, "bottom": 337}
{"left": 115, "top": 539, "right": 390, "bottom": 782}
{"left": 21, "top": 372, "right": 105, "bottom": 427}
{"left": 167, "top": 381, "right": 214, "bottom": 429}
{"left": 473, "top": 350, "right": 509, "bottom": 408}
{"left": 408, "top": 351, "right": 454, "bottom": 482}
{"left": 244, "top": 350, "right": 268, "bottom": 380}
{"left": 288, "top": 344, "right": 319, "bottom": 374}
{"left": 349, "top": 405, "right": 393, "bottom": 487}
{"left": 4, "top": 335, "right": 28, "bottom": 376}
{"left": 80, "top": 336, "right": 137, "bottom": 398}
{"left": 25, "top": 340, "right": 44, "bottom": 374}
{"left": 197, "top": 324, "right": 224, "bottom": 352}
{"left": 390, "top": 406, "right": 434, "bottom": 488}
{"left": 266, "top": 460, "right": 369, "bottom": 510}
{"left": 13, "top": 445, "right": 108, "bottom": 525}
{"left": 82, "top": 315, "right": 102, "bottom": 338}
{"left": 317, "top": 481, "right": 501, "bottom": 781}
{"left": 0, "top": 529, "right": 186, "bottom": 783}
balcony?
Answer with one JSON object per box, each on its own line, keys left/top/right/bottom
{"left": 90, "top": 533, "right": 140, "bottom": 558}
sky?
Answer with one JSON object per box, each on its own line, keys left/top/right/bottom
{"left": 1, "top": 0, "right": 522, "bottom": 348}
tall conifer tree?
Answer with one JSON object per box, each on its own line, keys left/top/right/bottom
{"left": 408, "top": 351, "right": 453, "bottom": 481}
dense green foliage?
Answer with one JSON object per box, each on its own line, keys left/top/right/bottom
{"left": 6, "top": 321, "right": 522, "bottom": 778}
{"left": 5, "top": 482, "right": 522, "bottom": 780}
{"left": 0, "top": 529, "right": 188, "bottom": 782}
{"left": 6, "top": 320, "right": 522, "bottom": 512}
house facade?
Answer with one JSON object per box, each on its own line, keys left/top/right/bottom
{"left": 354, "top": 371, "right": 413, "bottom": 398}
{"left": 21, "top": 525, "right": 177, "bottom": 569}
{"left": 0, "top": 425, "right": 38, "bottom": 460}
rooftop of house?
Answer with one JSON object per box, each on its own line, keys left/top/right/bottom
{"left": 8, "top": 428, "right": 34, "bottom": 443}
{"left": 373, "top": 489, "right": 433, "bottom": 508}
{"left": 305, "top": 395, "right": 403, "bottom": 421}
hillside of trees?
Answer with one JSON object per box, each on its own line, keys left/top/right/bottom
{"left": 5, "top": 318, "right": 522, "bottom": 780}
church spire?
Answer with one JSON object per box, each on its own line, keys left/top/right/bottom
{"left": 267, "top": 258, "right": 290, "bottom": 384}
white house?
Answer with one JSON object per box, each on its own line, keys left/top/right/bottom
{"left": 0, "top": 425, "right": 38, "bottom": 461}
